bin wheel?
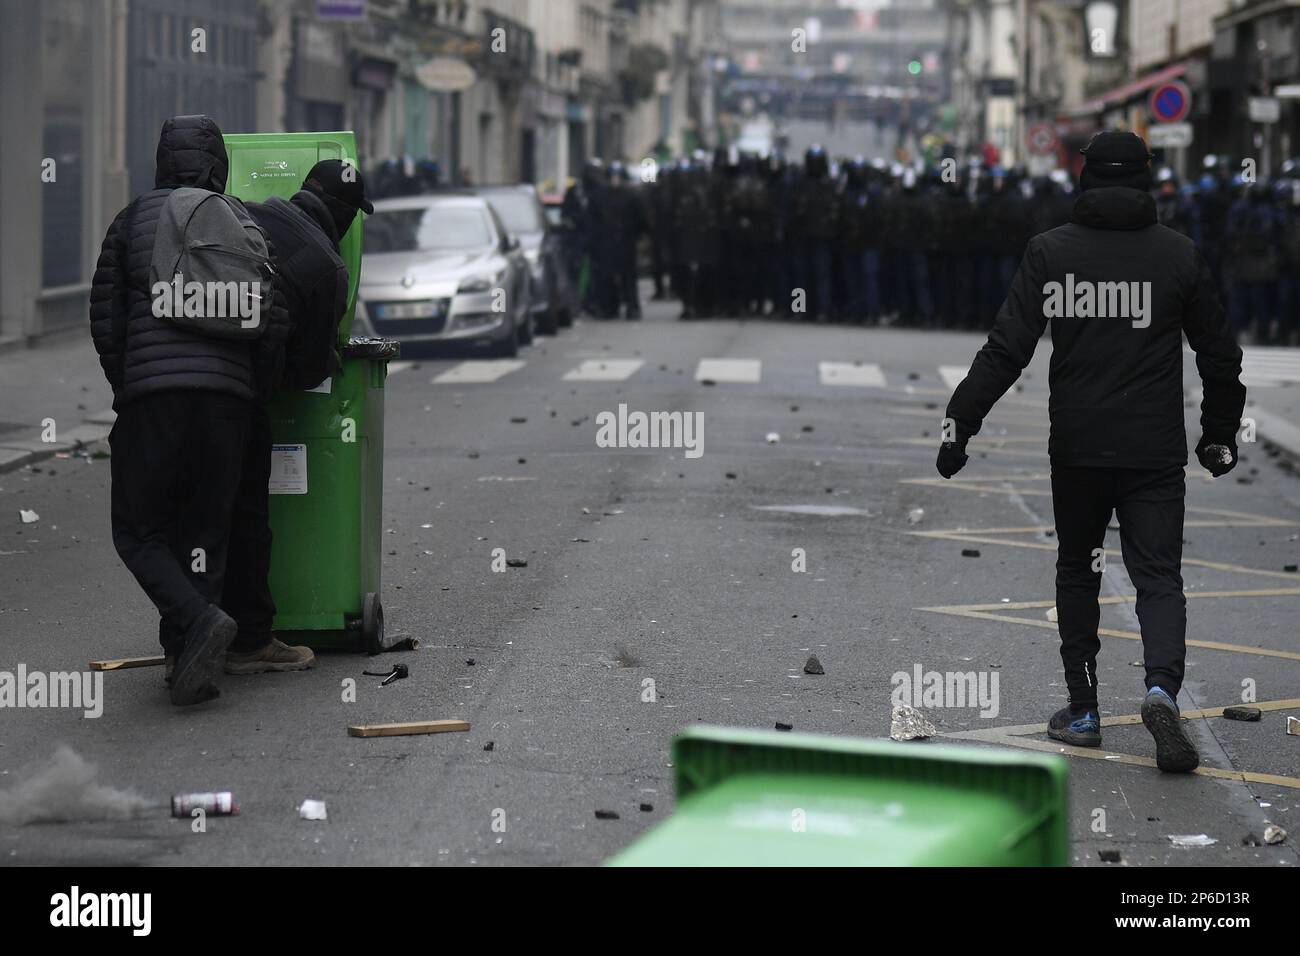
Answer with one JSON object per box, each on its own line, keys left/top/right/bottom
{"left": 362, "top": 593, "right": 385, "bottom": 653}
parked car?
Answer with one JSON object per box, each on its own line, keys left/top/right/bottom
{"left": 476, "top": 184, "right": 574, "bottom": 334}
{"left": 357, "top": 194, "right": 532, "bottom": 356}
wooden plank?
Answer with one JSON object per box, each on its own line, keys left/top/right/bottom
{"left": 348, "top": 720, "right": 471, "bottom": 738}
{"left": 90, "top": 655, "right": 166, "bottom": 671}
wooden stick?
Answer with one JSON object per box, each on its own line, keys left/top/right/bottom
{"left": 348, "top": 720, "right": 471, "bottom": 738}
{"left": 90, "top": 656, "right": 166, "bottom": 671}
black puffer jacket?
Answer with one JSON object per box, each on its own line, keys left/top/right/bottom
{"left": 90, "top": 115, "right": 287, "bottom": 407}
{"left": 946, "top": 186, "right": 1245, "bottom": 468}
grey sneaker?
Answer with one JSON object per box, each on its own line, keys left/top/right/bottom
{"left": 170, "top": 606, "right": 237, "bottom": 706}
{"left": 225, "top": 638, "right": 315, "bottom": 675}
{"left": 1141, "top": 687, "right": 1199, "bottom": 773}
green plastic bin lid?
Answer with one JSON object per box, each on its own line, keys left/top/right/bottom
{"left": 222, "top": 131, "right": 362, "bottom": 345}
{"left": 607, "top": 726, "right": 1069, "bottom": 867}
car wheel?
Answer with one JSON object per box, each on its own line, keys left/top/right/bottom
{"left": 491, "top": 323, "right": 519, "bottom": 358}
{"left": 517, "top": 309, "right": 535, "bottom": 346}
{"left": 538, "top": 305, "right": 560, "bottom": 337}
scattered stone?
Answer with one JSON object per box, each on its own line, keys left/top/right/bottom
{"left": 1098, "top": 848, "right": 1121, "bottom": 863}
{"left": 1285, "top": 564, "right": 1298, "bottom": 573}
{"left": 1167, "top": 834, "right": 1217, "bottom": 848}
{"left": 1289, "top": 716, "right": 1300, "bottom": 736}
{"left": 1243, "top": 832, "right": 1263, "bottom": 847}
{"left": 803, "top": 655, "right": 824, "bottom": 675}
{"left": 1264, "top": 824, "right": 1287, "bottom": 845}
{"left": 466, "top": 658, "right": 476, "bottom": 666}
{"left": 505, "top": 558, "right": 528, "bottom": 568}
{"left": 509, "top": 416, "right": 527, "bottom": 423}
{"left": 517, "top": 457, "right": 526, "bottom": 464}
{"left": 725, "top": 472, "right": 737, "bottom": 479}
{"left": 774, "top": 722, "right": 793, "bottom": 731}
{"left": 801, "top": 425, "right": 814, "bottom": 433}
{"left": 1223, "top": 705, "right": 1261, "bottom": 722}
{"left": 765, "top": 432, "right": 780, "bottom": 444}
{"left": 961, "top": 548, "right": 980, "bottom": 558}
{"left": 19, "top": 509, "right": 39, "bottom": 524}
{"left": 1046, "top": 606, "right": 1058, "bottom": 623}
{"left": 467, "top": 451, "right": 480, "bottom": 459}
{"left": 595, "top": 809, "right": 620, "bottom": 820}
{"left": 890, "top": 704, "right": 936, "bottom": 741}
{"left": 907, "top": 508, "right": 925, "bottom": 525}
{"left": 700, "top": 378, "right": 717, "bottom": 386}
{"left": 639, "top": 803, "right": 654, "bottom": 813}
{"left": 298, "top": 799, "right": 327, "bottom": 821}
{"left": 483, "top": 741, "right": 495, "bottom": 752}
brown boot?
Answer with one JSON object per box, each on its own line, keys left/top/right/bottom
{"left": 225, "top": 638, "right": 315, "bottom": 675}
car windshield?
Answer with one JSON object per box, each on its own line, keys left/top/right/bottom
{"left": 483, "top": 191, "right": 544, "bottom": 235}
{"left": 366, "top": 205, "right": 494, "bottom": 253}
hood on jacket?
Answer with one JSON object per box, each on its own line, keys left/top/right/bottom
{"left": 1070, "top": 187, "right": 1158, "bottom": 231}
{"left": 154, "top": 115, "right": 228, "bottom": 192}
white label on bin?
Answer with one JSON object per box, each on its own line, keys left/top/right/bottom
{"left": 268, "top": 443, "right": 308, "bottom": 495}
{"left": 306, "top": 376, "right": 332, "bottom": 395}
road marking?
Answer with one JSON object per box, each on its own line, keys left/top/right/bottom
{"left": 696, "top": 358, "right": 761, "bottom": 383}
{"left": 432, "top": 360, "right": 527, "bottom": 384}
{"left": 1240, "top": 346, "right": 1300, "bottom": 387}
{"left": 939, "top": 365, "right": 969, "bottom": 390}
{"left": 917, "top": 597, "right": 1300, "bottom": 661}
{"left": 562, "top": 359, "right": 645, "bottom": 382}
{"left": 943, "top": 697, "right": 1300, "bottom": 790}
{"left": 818, "top": 361, "right": 886, "bottom": 387}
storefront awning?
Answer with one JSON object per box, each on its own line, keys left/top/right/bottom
{"left": 1072, "top": 62, "right": 1188, "bottom": 116}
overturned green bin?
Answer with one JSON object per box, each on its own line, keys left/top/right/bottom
{"left": 223, "top": 131, "right": 398, "bottom": 652}
{"left": 608, "top": 726, "right": 1069, "bottom": 866}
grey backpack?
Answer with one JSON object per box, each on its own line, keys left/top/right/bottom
{"left": 148, "top": 187, "right": 275, "bottom": 339}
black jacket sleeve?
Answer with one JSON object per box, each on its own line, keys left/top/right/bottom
{"left": 88, "top": 207, "right": 130, "bottom": 389}
{"left": 1182, "top": 250, "right": 1245, "bottom": 445}
{"left": 945, "top": 237, "right": 1050, "bottom": 442}
{"left": 252, "top": 233, "right": 293, "bottom": 402}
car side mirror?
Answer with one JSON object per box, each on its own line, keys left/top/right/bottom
{"left": 507, "top": 236, "right": 521, "bottom": 252}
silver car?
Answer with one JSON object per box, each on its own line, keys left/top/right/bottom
{"left": 356, "top": 194, "right": 532, "bottom": 356}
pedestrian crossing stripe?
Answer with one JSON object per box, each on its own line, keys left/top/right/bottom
{"left": 818, "top": 361, "right": 886, "bottom": 387}
{"left": 431, "top": 360, "right": 527, "bottom": 384}
{"left": 1241, "top": 346, "right": 1300, "bottom": 386}
{"left": 562, "top": 359, "right": 645, "bottom": 381}
{"left": 695, "top": 358, "right": 762, "bottom": 383}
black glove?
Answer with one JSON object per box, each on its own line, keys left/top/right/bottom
{"left": 936, "top": 439, "right": 969, "bottom": 479}
{"left": 1195, "top": 436, "right": 1238, "bottom": 478}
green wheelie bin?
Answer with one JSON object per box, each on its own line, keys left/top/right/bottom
{"left": 607, "top": 726, "right": 1070, "bottom": 866}
{"left": 223, "top": 131, "right": 398, "bottom": 653}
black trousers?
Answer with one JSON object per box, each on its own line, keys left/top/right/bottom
{"left": 1051, "top": 465, "right": 1187, "bottom": 709}
{"left": 110, "top": 391, "right": 250, "bottom": 655}
{"left": 221, "top": 402, "right": 277, "bottom": 652}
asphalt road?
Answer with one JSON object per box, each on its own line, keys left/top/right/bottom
{"left": 2, "top": 295, "right": 1299, "bottom": 866}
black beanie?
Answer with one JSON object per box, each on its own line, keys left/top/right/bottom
{"left": 1078, "top": 130, "right": 1153, "bottom": 192}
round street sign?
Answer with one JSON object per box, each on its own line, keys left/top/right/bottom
{"left": 1026, "top": 122, "right": 1059, "bottom": 157}
{"left": 1149, "top": 80, "right": 1191, "bottom": 123}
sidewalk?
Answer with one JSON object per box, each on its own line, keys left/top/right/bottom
{"left": 0, "top": 331, "right": 115, "bottom": 474}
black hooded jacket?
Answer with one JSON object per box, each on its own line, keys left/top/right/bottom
{"left": 246, "top": 190, "right": 349, "bottom": 391}
{"left": 946, "top": 186, "right": 1245, "bottom": 467}
{"left": 89, "top": 116, "right": 288, "bottom": 407}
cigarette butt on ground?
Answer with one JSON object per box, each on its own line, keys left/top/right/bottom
{"left": 348, "top": 720, "right": 471, "bottom": 738}
{"left": 89, "top": 656, "right": 166, "bottom": 671}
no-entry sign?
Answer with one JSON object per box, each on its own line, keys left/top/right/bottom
{"left": 1149, "top": 80, "right": 1191, "bottom": 123}
{"left": 1026, "top": 122, "right": 1059, "bottom": 157}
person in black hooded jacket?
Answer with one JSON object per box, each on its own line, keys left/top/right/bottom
{"left": 936, "top": 130, "right": 1246, "bottom": 774}
{"left": 218, "top": 160, "right": 371, "bottom": 676}
{"left": 89, "top": 114, "right": 289, "bottom": 707}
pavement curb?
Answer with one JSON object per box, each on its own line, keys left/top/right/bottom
{"left": 0, "top": 411, "right": 114, "bottom": 475}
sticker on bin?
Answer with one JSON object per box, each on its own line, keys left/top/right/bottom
{"left": 269, "top": 444, "right": 308, "bottom": 495}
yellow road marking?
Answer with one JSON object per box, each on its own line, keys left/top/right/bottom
{"left": 942, "top": 698, "right": 1300, "bottom": 790}
{"left": 915, "top": 604, "right": 1300, "bottom": 661}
